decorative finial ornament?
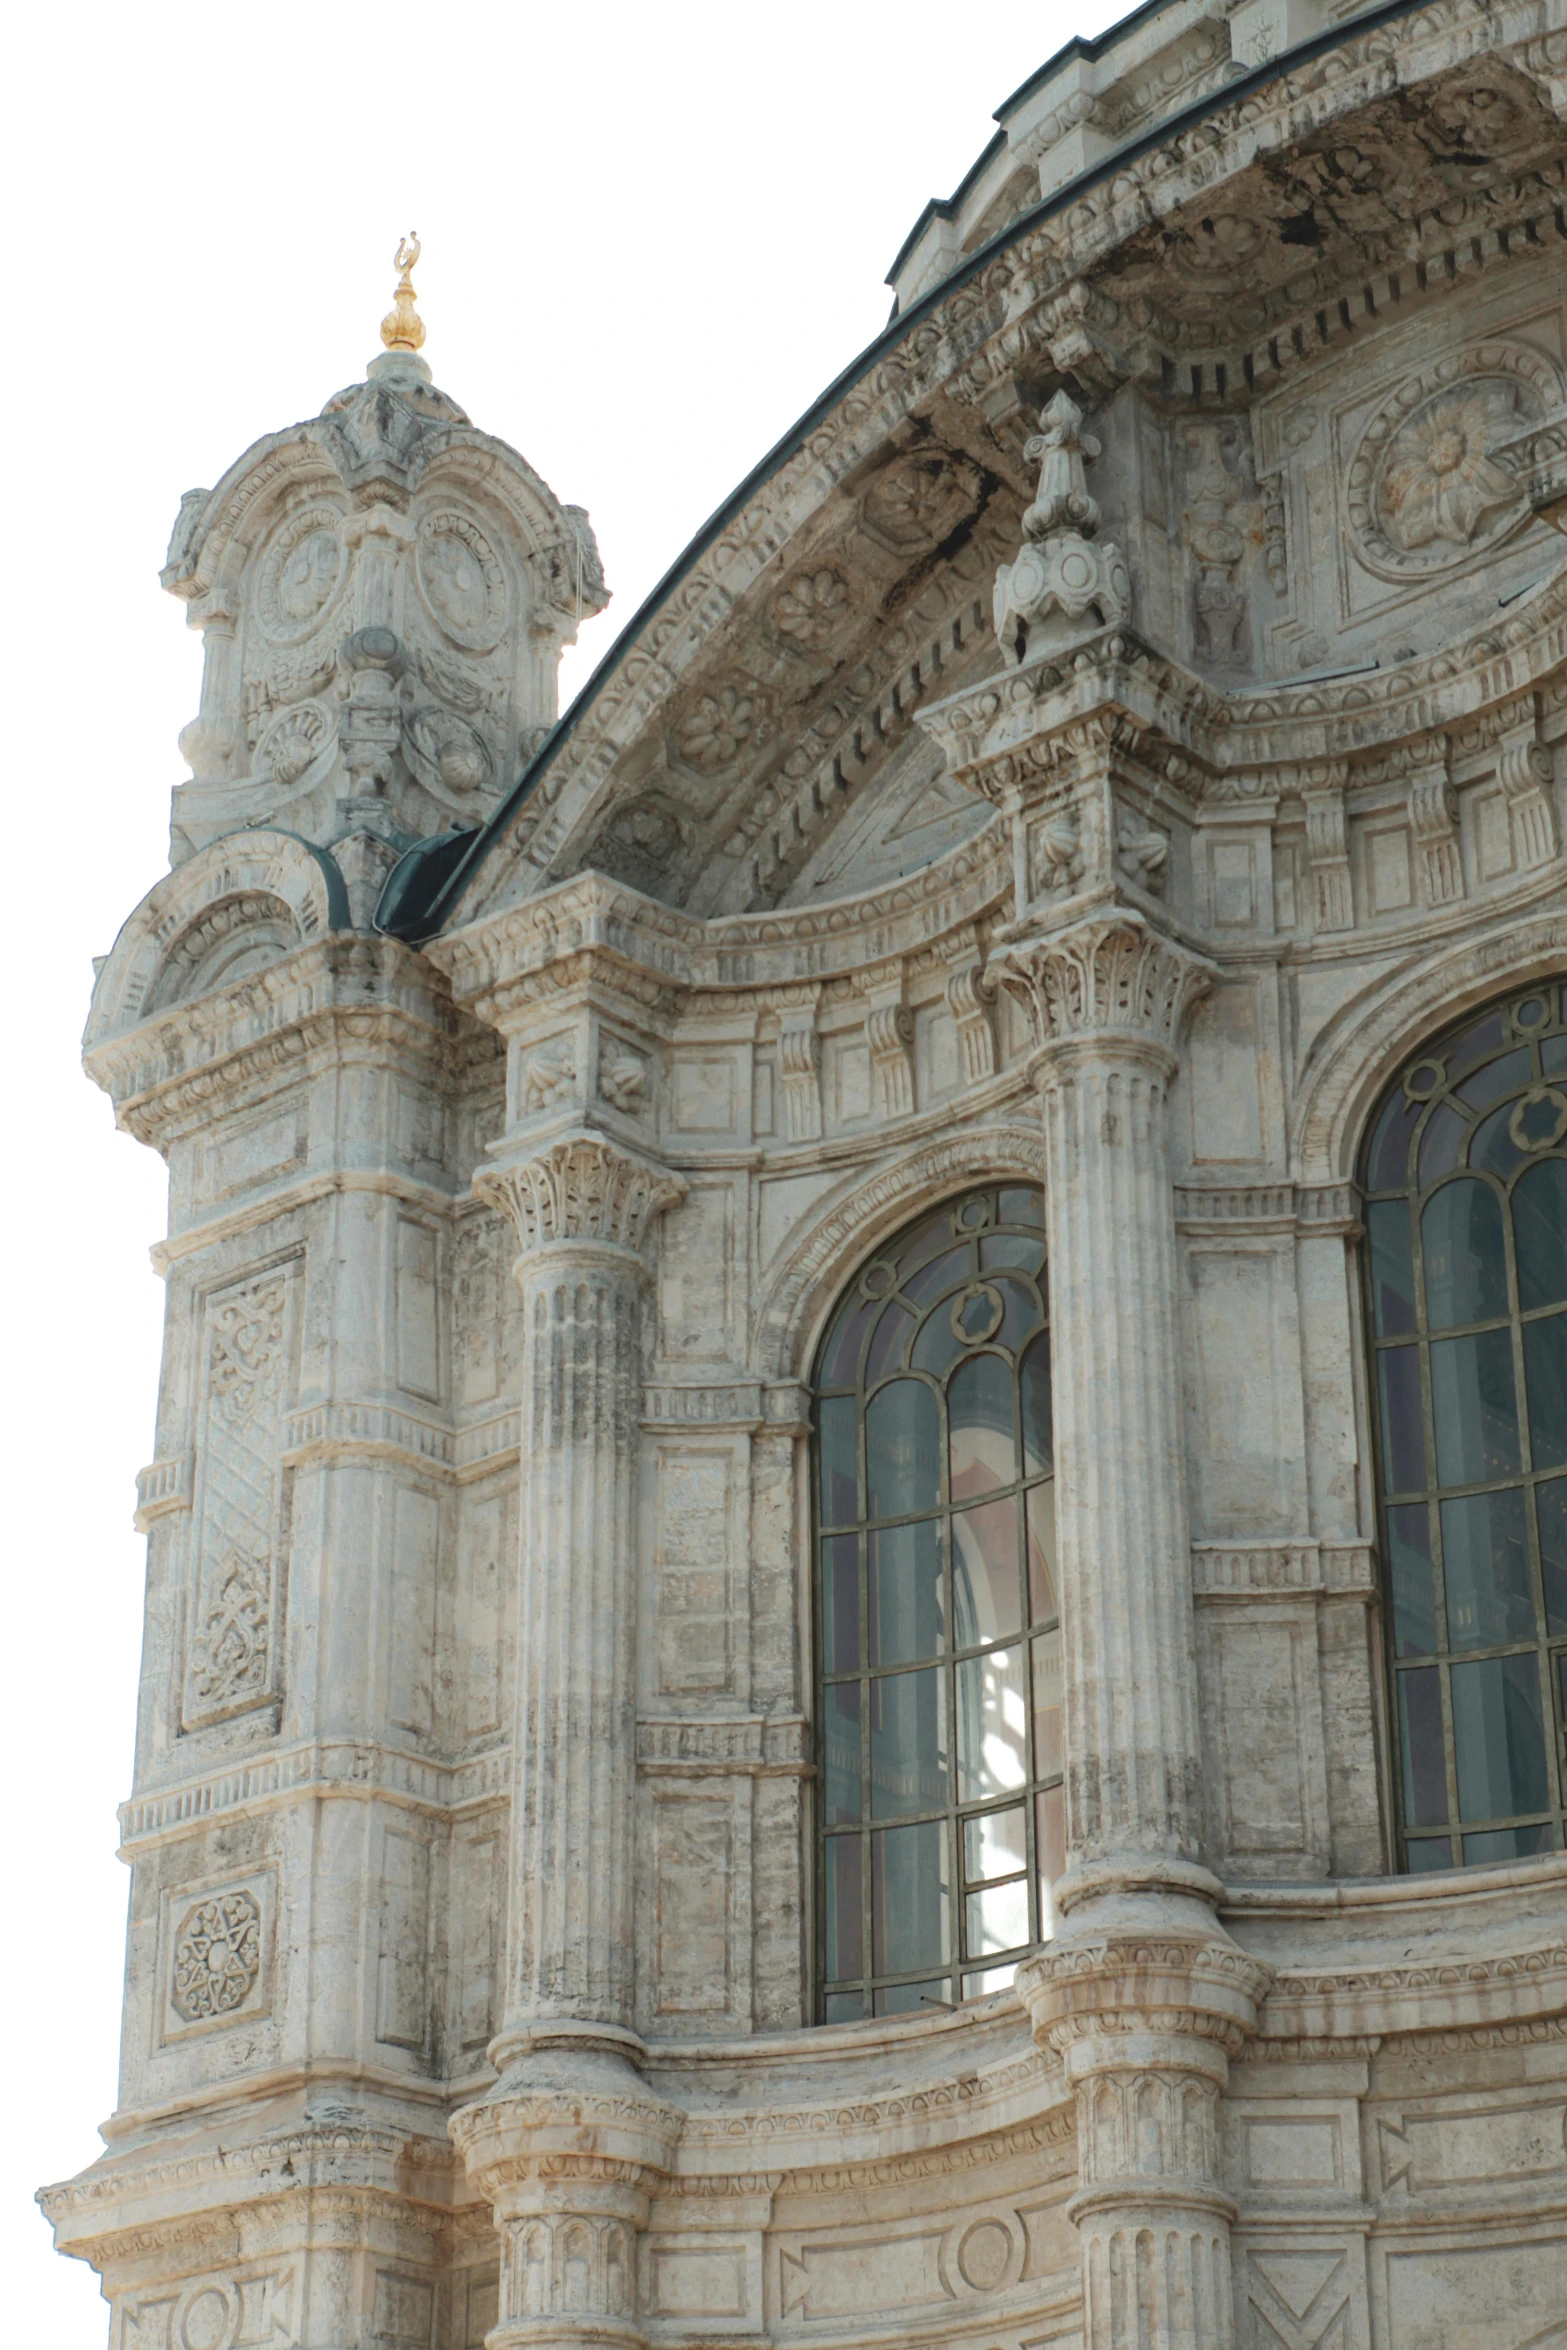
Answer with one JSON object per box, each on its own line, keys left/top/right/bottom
{"left": 380, "top": 234, "right": 425, "bottom": 353}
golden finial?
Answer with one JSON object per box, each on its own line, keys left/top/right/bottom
{"left": 380, "top": 233, "right": 425, "bottom": 353}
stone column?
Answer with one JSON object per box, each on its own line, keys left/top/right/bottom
{"left": 994, "top": 912, "right": 1270, "bottom": 2350}
{"left": 452, "top": 1130, "right": 685, "bottom": 2350}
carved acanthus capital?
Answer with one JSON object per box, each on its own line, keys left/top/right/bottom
{"left": 476, "top": 1132, "right": 685, "bottom": 1262}
{"left": 989, "top": 913, "right": 1215, "bottom": 1068}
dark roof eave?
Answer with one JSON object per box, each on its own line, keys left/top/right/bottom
{"left": 407, "top": 0, "right": 1428, "bottom": 945}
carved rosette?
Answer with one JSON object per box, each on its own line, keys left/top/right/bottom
{"left": 990, "top": 914, "right": 1215, "bottom": 1071}
{"left": 476, "top": 1133, "right": 686, "bottom": 1262}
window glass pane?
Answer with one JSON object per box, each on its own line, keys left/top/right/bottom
{"left": 1419, "top": 1100, "right": 1468, "bottom": 1187}
{"left": 983, "top": 1233, "right": 1046, "bottom": 1276}
{"left": 1405, "top": 1835, "right": 1454, "bottom": 1872}
{"left": 1448, "top": 1009, "right": 1508, "bottom": 1076}
{"left": 1515, "top": 1157, "right": 1567, "bottom": 1311}
{"left": 865, "top": 1378, "right": 939, "bottom": 1519}
{"left": 901, "top": 1243, "right": 968, "bottom": 1307}
{"left": 1421, "top": 1180, "right": 1507, "bottom": 1329}
{"left": 1026, "top": 1481, "right": 1058, "bottom": 1624}
{"left": 820, "top": 1291, "right": 877, "bottom": 1388}
{"left": 912, "top": 1300, "right": 970, "bottom": 1378}
{"left": 1020, "top": 1334, "right": 1053, "bottom": 1478}
{"left": 1451, "top": 1653, "right": 1549, "bottom": 1820}
{"left": 824, "top": 1835, "right": 863, "bottom": 1979}
{"left": 948, "top": 1352, "right": 1015, "bottom": 1502}
{"left": 1368, "top": 1200, "right": 1416, "bottom": 1336}
{"left": 963, "top": 1804, "right": 1026, "bottom": 1883}
{"left": 871, "top": 1821, "right": 949, "bottom": 1974}
{"left": 869, "top": 1518, "right": 943, "bottom": 1667}
{"left": 965, "top": 1877, "right": 1029, "bottom": 1960}
{"left": 951, "top": 1496, "right": 1022, "bottom": 1648}
{"left": 864, "top": 1299, "right": 916, "bottom": 1384}
{"left": 1440, "top": 1489, "right": 1533, "bottom": 1649}
{"left": 1430, "top": 1328, "right": 1519, "bottom": 1484}
{"left": 1534, "top": 1476, "right": 1567, "bottom": 1636}
{"left": 1386, "top": 1503, "right": 1438, "bottom": 1657}
{"left": 1000, "top": 1185, "right": 1044, "bottom": 1227}
{"left": 964, "top": 1964, "right": 1019, "bottom": 1997}
{"left": 1032, "top": 1630, "right": 1063, "bottom": 1780}
{"left": 1462, "top": 1822, "right": 1552, "bottom": 1865}
{"left": 818, "top": 1395, "right": 857, "bottom": 1525}
{"left": 1378, "top": 1344, "right": 1426, "bottom": 1493}
{"left": 991, "top": 1274, "right": 1044, "bottom": 1354}
{"left": 1398, "top": 1667, "right": 1448, "bottom": 1826}
{"left": 820, "top": 1533, "right": 859, "bottom": 1673}
{"left": 874, "top": 1977, "right": 948, "bottom": 2017}
{"left": 824, "top": 1683, "right": 862, "bottom": 1824}
{"left": 824, "top": 1990, "right": 864, "bottom": 2023}
{"left": 1524, "top": 1311, "right": 1567, "bottom": 1471}
{"left": 869, "top": 1667, "right": 947, "bottom": 1819}
{"left": 1471, "top": 1096, "right": 1527, "bottom": 1182}
{"left": 1455, "top": 1044, "right": 1530, "bottom": 1111}
{"left": 1368, "top": 1088, "right": 1421, "bottom": 1190}
{"left": 955, "top": 1643, "right": 1029, "bottom": 1802}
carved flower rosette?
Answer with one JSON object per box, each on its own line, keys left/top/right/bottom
{"left": 256, "top": 501, "right": 348, "bottom": 644}
{"left": 1346, "top": 344, "right": 1555, "bottom": 581}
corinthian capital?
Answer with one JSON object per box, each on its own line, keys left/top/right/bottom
{"left": 989, "top": 912, "right": 1215, "bottom": 1064}
{"left": 475, "top": 1131, "right": 686, "bottom": 1260}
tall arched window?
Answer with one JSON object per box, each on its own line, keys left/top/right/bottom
{"left": 1364, "top": 984, "right": 1567, "bottom": 1870}
{"left": 811, "top": 1185, "right": 1063, "bottom": 2021}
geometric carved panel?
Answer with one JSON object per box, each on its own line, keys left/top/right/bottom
{"left": 182, "top": 1259, "right": 302, "bottom": 1730}
{"left": 1245, "top": 2251, "right": 1349, "bottom": 2350}
{"left": 159, "top": 1870, "right": 274, "bottom": 2045}
{"left": 1385, "top": 2244, "right": 1567, "bottom": 2350}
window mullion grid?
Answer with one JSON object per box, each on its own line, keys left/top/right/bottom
{"left": 1411, "top": 1200, "right": 1463, "bottom": 1866}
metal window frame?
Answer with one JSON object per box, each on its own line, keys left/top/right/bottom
{"left": 1361, "top": 982, "right": 1567, "bottom": 1873}
{"left": 809, "top": 1183, "right": 1061, "bottom": 2021}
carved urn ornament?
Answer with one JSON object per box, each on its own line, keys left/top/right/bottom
{"left": 993, "top": 393, "right": 1131, "bottom": 665}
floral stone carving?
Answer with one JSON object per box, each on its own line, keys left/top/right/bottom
{"left": 1348, "top": 347, "right": 1555, "bottom": 578}
{"left": 993, "top": 394, "right": 1130, "bottom": 666}
{"left": 171, "top": 1889, "right": 262, "bottom": 2022}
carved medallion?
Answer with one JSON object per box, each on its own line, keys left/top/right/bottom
{"left": 860, "top": 448, "right": 982, "bottom": 550}
{"left": 256, "top": 503, "right": 346, "bottom": 644}
{"left": 771, "top": 566, "right": 850, "bottom": 647}
{"left": 171, "top": 1888, "right": 262, "bottom": 2021}
{"left": 405, "top": 704, "right": 495, "bottom": 798}
{"left": 1347, "top": 347, "right": 1554, "bottom": 580}
{"left": 676, "top": 685, "right": 761, "bottom": 773}
{"left": 416, "top": 510, "right": 508, "bottom": 650}
{"left": 255, "top": 699, "right": 333, "bottom": 789}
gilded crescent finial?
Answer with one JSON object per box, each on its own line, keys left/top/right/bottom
{"left": 381, "top": 232, "right": 426, "bottom": 354}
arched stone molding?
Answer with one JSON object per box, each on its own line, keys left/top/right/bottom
{"left": 753, "top": 1120, "right": 1043, "bottom": 1384}
{"left": 1293, "top": 902, "right": 1567, "bottom": 1184}
{"left": 85, "top": 829, "right": 349, "bottom": 1049}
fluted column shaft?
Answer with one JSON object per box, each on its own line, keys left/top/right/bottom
{"left": 999, "top": 914, "right": 1270, "bottom": 2350}
{"left": 508, "top": 1239, "right": 646, "bottom": 2037}
{"left": 452, "top": 1133, "right": 685, "bottom": 2350}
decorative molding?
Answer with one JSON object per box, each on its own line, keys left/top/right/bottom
{"left": 777, "top": 1008, "right": 822, "bottom": 1144}
{"left": 866, "top": 1000, "right": 916, "bottom": 1122}
{"left": 117, "top": 1736, "right": 511, "bottom": 1855}
{"left": 282, "top": 1401, "right": 452, "bottom": 1474}
{"left": 946, "top": 961, "right": 998, "bottom": 1085}
{"left": 641, "top": 1382, "right": 764, "bottom": 1431}
{"left": 1499, "top": 725, "right": 1560, "bottom": 870}
{"left": 990, "top": 912, "right": 1215, "bottom": 1061}
{"left": 1175, "top": 1183, "right": 1364, "bottom": 1237}
{"left": 135, "top": 1454, "right": 194, "bottom": 1530}
{"left": 476, "top": 1131, "right": 685, "bottom": 1257}
{"left": 1192, "top": 1542, "right": 1376, "bottom": 1600}
{"left": 636, "top": 1716, "right": 810, "bottom": 1776}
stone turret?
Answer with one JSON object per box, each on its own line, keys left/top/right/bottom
{"left": 160, "top": 238, "right": 608, "bottom": 892}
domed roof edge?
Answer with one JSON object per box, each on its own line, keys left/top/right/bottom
{"left": 404, "top": 0, "right": 1438, "bottom": 947}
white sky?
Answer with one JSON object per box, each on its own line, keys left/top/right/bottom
{"left": 2, "top": 2, "right": 1117, "bottom": 2335}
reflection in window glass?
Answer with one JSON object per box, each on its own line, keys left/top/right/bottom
{"left": 1363, "top": 987, "right": 1567, "bottom": 1869}
{"left": 813, "top": 1187, "right": 1060, "bottom": 2017}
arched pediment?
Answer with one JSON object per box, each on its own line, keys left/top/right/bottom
{"left": 429, "top": 18, "right": 1567, "bottom": 947}
{"left": 85, "top": 830, "right": 349, "bottom": 1050}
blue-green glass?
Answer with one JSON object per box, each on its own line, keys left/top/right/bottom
{"left": 1462, "top": 1822, "right": 1552, "bottom": 1864}
{"left": 1378, "top": 1345, "right": 1426, "bottom": 1493}
{"left": 1534, "top": 1476, "right": 1567, "bottom": 1635}
{"left": 1524, "top": 1311, "right": 1567, "bottom": 1470}
{"left": 1406, "top": 1835, "right": 1454, "bottom": 1871}
{"left": 1440, "top": 1489, "right": 1534, "bottom": 1648}
{"left": 1369, "top": 1200, "right": 1416, "bottom": 1336}
{"left": 1398, "top": 1666, "right": 1448, "bottom": 1826}
{"left": 869, "top": 1668, "right": 947, "bottom": 1819}
{"left": 820, "top": 1533, "right": 859, "bottom": 1673}
{"left": 1419, "top": 1101, "right": 1469, "bottom": 1187}
{"left": 823, "top": 1834, "right": 863, "bottom": 1979}
{"left": 824, "top": 1682, "right": 862, "bottom": 1824}
{"left": 864, "top": 1378, "right": 940, "bottom": 1519}
{"left": 1471, "top": 1096, "right": 1528, "bottom": 1182}
{"left": 871, "top": 1819, "right": 949, "bottom": 1974}
{"left": 948, "top": 1351, "right": 1015, "bottom": 1502}
{"left": 1421, "top": 1179, "right": 1507, "bottom": 1329}
{"left": 1455, "top": 1044, "right": 1530, "bottom": 1112}
{"left": 869, "top": 1519, "right": 944, "bottom": 1666}
{"left": 818, "top": 1395, "right": 857, "bottom": 1525}
{"left": 1451, "top": 1653, "right": 1549, "bottom": 1820}
{"left": 1430, "top": 1328, "right": 1519, "bottom": 1484}
{"left": 1385, "top": 1503, "right": 1438, "bottom": 1657}
{"left": 1021, "top": 1333, "right": 1052, "bottom": 1478}
{"left": 1515, "top": 1156, "right": 1567, "bottom": 1309}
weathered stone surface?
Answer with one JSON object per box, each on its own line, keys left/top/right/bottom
{"left": 41, "top": 10, "right": 1567, "bottom": 2346}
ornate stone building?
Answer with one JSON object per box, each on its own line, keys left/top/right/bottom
{"left": 40, "top": 1, "right": 1567, "bottom": 2341}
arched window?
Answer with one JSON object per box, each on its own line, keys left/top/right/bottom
{"left": 1363, "top": 984, "right": 1567, "bottom": 1870}
{"left": 811, "top": 1185, "right": 1063, "bottom": 2020}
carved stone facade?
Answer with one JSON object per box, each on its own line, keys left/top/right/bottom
{"left": 40, "top": 9, "right": 1567, "bottom": 2346}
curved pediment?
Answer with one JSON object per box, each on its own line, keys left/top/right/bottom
{"left": 424, "top": 6, "right": 1567, "bottom": 948}
{"left": 85, "top": 831, "right": 349, "bottom": 1053}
